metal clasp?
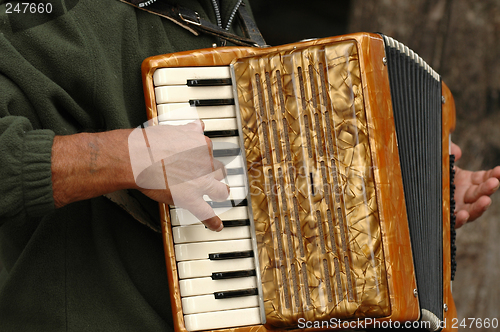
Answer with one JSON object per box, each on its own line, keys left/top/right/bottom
{"left": 179, "top": 10, "right": 201, "bottom": 26}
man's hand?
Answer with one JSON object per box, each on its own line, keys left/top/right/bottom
{"left": 129, "top": 120, "right": 229, "bottom": 231}
{"left": 451, "top": 142, "right": 500, "bottom": 228}
{"left": 52, "top": 121, "right": 229, "bottom": 232}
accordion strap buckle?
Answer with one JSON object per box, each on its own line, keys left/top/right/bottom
{"left": 178, "top": 8, "right": 201, "bottom": 26}
{"left": 116, "top": 0, "right": 266, "bottom": 47}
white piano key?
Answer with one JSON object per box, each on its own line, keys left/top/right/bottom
{"left": 155, "top": 85, "right": 233, "bottom": 104}
{"left": 212, "top": 139, "right": 240, "bottom": 156}
{"left": 178, "top": 257, "right": 255, "bottom": 279}
{"left": 182, "top": 294, "right": 259, "bottom": 315}
{"left": 217, "top": 155, "right": 244, "bottom": 169}
{"left": 157, "top": 104, "right": 236, "bottom": 121}
{"left": 179, "top": 276, "right": 257, "bottom": 297}
{"left": 211, "top": 136, "right": 240, "bottom": 146}
{"left": 221, "top": 174, "right": 245, "bottom": 187}
{"left": 153, "top": 66, "right": 231, "bottom": 86}
{"left": 174, "top": 239, "right": 253, "bottom": 262}
{"left": 159, "top": 118, "right": 237, "bottom": 132}
{"left": 172, "top": 225, "right": 251, "bottom": 244}
{"left": 184, "top": 307, "right": 261, "bottom": 331}
{"left": 171, "top": 206, "right": 248, "bottom": 226}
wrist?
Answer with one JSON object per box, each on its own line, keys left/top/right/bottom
{"left": 51, "top": 129, "right": 136, "bottom": 208}
{"left": 96, "top": 129, "right": 138, "bottom": 190}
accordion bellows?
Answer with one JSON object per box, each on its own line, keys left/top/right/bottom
{"left": 142, "top": 33, "right": 457, "bottom": 332}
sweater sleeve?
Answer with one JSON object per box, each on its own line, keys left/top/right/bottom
{"left": 0, "top": 35, "right": 57, "bottom": 220}
{"left": 0, "top": 8, "right": 88, "bottom": 222}
{"left": 0, "top": 116, "right": 55, "bottom": 221}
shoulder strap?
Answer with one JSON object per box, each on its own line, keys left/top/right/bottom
{"left": 117, "top": 0, "right": 266, "bottom": 47}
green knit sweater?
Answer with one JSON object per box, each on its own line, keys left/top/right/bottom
{"left": 0, "top": 0, "right": 250, "bottom": 330}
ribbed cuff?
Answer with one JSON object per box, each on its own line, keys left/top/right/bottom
{"left": 22, "top": 129, "right": 56, "bottom": 217}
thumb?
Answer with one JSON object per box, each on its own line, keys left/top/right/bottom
{"left": 451, "top": 141, "right": 462, "bottom": 161}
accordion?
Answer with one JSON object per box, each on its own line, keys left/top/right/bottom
{"left": 141, "top": 33, "right": 457, "bottom": 332}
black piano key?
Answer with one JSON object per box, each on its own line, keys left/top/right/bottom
{"left": 214, "top": 288, "right": 258, "bottom": 299}
{"left": 222, "top": 219, "right": 250, "bottom": 227}
{"left": 213, "top": 148, "right": 241, "bottom": 158}
{"left": 207, "top": 199, "right": 247, "bottom": 209}
{"left": 205, "top": 130, "right": 239, "bottom": 138}
{"left": 209, "top": 250, "right": 254, "bottom": 260}
{"left": 203, "top": 219, "right": 250, "bottom": 229}
{"left": 189, "top": 99, "right": 235, "bottom": 107}
{"left": 187, "top": 78, "right": 232, "bottom": 86}
{"left": 211, "top": 269, "right": 256, "bottom": 280}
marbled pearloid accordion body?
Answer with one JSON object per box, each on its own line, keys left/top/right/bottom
{"left": 142, "top": 33, "right": 457, "bottom": 332}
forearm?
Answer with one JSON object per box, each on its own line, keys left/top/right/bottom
{"left": 50, "top": 123, "right": 228, "bottom": 231}
{"left": 51, "top": 129, "right": 137, "bottom": 208}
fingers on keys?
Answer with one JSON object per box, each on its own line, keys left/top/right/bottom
{"left": 187, "top": 129, "right": 229, "bottom": 231}
{"left": 186, "top": 198, "right": 225, "bottom": 232}
{"left": 212, "top": 158, "right": 227, "bottom": 181}
{"left": 186, "top": 119, "right": 205, "bottom": 132}
{"left": 205, "top": 178, "right": 231, "bottom": 202}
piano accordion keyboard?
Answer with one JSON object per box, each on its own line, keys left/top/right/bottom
{"left": 153, "top": 66, "right": 263, "bottom": 331}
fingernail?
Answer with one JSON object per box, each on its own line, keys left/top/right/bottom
{"left": 214, "top": 222, "right": 224, "bottom": 232}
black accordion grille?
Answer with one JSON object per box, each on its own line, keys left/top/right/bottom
{"left": 383, "top": 35, "right": 443, "bottom": 323}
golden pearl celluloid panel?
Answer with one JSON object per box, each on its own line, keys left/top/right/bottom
{"left": 234, "top": 40, "right": 389, "bottom": 327}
